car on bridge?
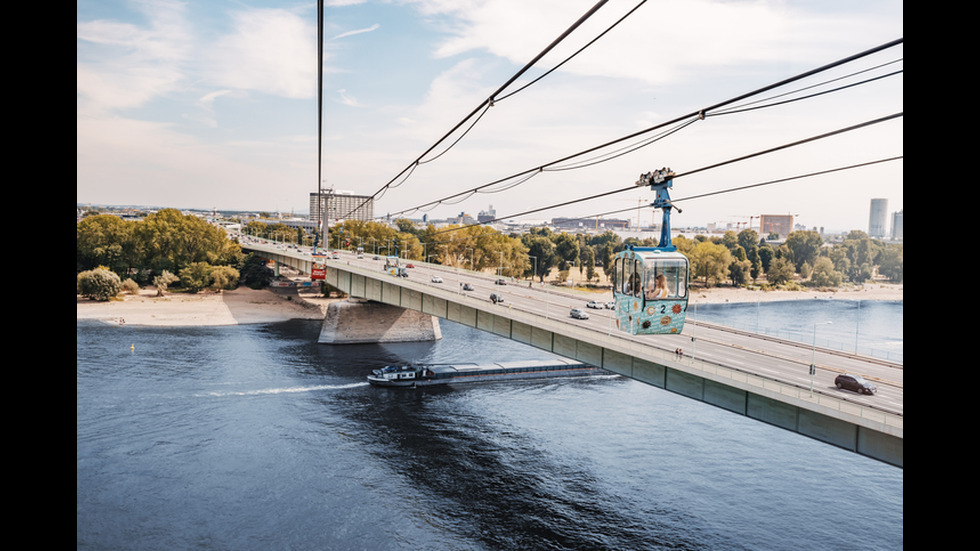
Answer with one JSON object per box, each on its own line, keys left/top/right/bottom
{"left": 462, "top": 283, "right": 474, "bottom": 291}
{"left": 495, "top": 279, "right": 507, "bottom": 285}
{"left": 431, "top": 276, "right": 444, "bottom": 283}
{"left": 490, "top": 293, "right": 504, "bottom": 304}
{"left": 569, "top": 308, "right": 589, "bottom": 320}
{"left": 834, "top": 373, "right": 877, "bottom": 395}
{"left": 586, "top": 301, "right": 601, "bottom": 309}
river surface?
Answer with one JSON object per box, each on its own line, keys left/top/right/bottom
{"left": 77, "top": 300, "right": 902, "bottom": 550}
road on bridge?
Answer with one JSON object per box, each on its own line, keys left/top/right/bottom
{"left": 242, "top": 238, "right": 903, "bottom": 418}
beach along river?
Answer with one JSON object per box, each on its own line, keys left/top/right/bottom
{"left": 77, "top": 300, "right": 902, "bottom": 550}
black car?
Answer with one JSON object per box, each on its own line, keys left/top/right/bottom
{"left": 462, "top": 283, "right": 474, "bottom": 291}
{"left": 834, "top": 373, "right": 877, "bottom": 395}
{"left": 495, "top": 279, "right": 507, "bottom": 285}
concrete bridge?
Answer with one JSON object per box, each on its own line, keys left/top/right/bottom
{"left": 244, "top": 241, "right": 903, "bottom": 468}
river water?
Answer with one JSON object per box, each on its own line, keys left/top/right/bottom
{"left": 77, "top": 300, "right": 902, "bottom": 550}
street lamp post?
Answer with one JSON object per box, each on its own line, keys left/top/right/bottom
{"left": 810, "top": 321, "right": 832, "bottom": 396}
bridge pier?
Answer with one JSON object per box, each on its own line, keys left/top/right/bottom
{"left": 318, "top": 299, "right": 442, "bottom": 344}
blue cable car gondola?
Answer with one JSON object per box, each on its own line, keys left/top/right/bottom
{"left": 612, "top": 168, "right": 690, "bottom": 335}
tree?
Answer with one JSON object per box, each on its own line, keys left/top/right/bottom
{"left": 766, "top": 257, "right": 795, "bottom": 286}
{"left": 76, "top": 214, "right": 138, "bottom": 274}
{"left": 522, "top": 235, "right": 556, "bottom": 282}
{"left": 810, "top": 256, "right": 844, "bottom": 287}
{"left": 877, "top": 244, "right": 903, "bottom": 282}
{"left": 552, "top": 232, "right": 579, "bottom": 271}
{"left": 784, "top": 230, "right": 823, "bottom": 271}
{"left": 728, "top": 257, "right": 752, "bottom": 286}
{"left": 239, "top": 254, "right": 274, "bottom": 289}
{"left": 136, "top": 209, "right": 241, "bottom": 275}
{"left": 153, "top": 270, "right": 179, "bottom": 296}
{"left": 689, "top": 241, "right": 732, "bottom": 287}
{"left": 77, "top": 267, "right": 122, "bottom": 301}
{"left": 179, "top": 262, "right": 214, "bottom": 293}
{"left": 737, "top": 229, "right": 760, "bottom": 252}
{"left": 210, "top": 266, "right": 240, "bottom": 290}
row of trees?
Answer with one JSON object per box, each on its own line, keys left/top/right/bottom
{"left": 77, "top": 209, "right": 276, "bottom": 299}
{"left": 670, "top": 228, "right": 903, "bottom": 287}
{"left": 78, "top": 210, "right": 902, "bottom": 301}
{"left": 302, "top": 220, "right": 902, "bottom": 287}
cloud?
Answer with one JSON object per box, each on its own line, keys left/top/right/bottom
{"left": 332, "top": 23, "right": 380, "bottom": 41}
{"left": 76, "top": 1, "right": 192, "bottom": 114}
{"left": 204, "top": 9, "right": 317, "bottom": 99}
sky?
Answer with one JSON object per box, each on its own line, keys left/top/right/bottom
{"left": 77, "top": 0, "right": 903, "bottom": 234}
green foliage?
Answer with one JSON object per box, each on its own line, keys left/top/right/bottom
{"left": 77, "top": 268, "right": 122, "bottom": 301}
{"left": 239, "top": 254, "right": 274, "bottom": 289}
{"left": 153, "top": 270, "right": 179, "bottom": 296}
{"left": 689, "top": 240, "right": 733, "bottom": 286}
{"left": 76, "top": 215, "right": 138, "bottom": 274}
{"left": 210, "top": 265, "right": 240, "bottom": 290}
{"left": 767, "top": 257, "right": 795, "bottom": 286}
{"left": 121, "top": 278, "right": 140, "bottom": 295}
{"left": 179, "top": 262, "right": 214, "bottom": 293}
{"left": 77, "top": 209, "right": 243, "bottom": 283}
{"left": 784, "top": 230, "right": 824, "bottom": 271}
{"left": 810, "top": 256, "right": 844, "bottom": 287}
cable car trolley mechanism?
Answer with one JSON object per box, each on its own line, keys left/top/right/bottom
{"left": 611, "top": 168, "right": 690, "bottom": 335}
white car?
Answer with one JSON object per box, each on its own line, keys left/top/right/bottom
{"left": 586, "top": 301, "right": 601, "bottom": 309}
{"left": 431, "top": 276, "right": 444, "bottom": 283}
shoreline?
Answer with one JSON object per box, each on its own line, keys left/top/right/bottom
{"left": 76, "top": 283, "right": 902, "bottom": 327}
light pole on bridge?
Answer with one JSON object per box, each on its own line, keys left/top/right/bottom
{"left": 810, "top": 321, "right": 832, "bottom": 396}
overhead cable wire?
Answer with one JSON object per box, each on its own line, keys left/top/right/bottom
{"left": 495, "top": 0, "right": 650, "bottom": 103}
{"left": 378, "top": 38, "right": 903, "bottom": 222}
{"left": 337, "top": 0, "right": 612, "bottom": 220}
{"left": 562, "top": 155, "right": 903, "bottom": 224}
{"left": 425, "top": 112, "right": 902, "bottom": 237}
{"left": 412, "top": 153, "right": 903, "bottom": 253}
{"left": 711, "top": 63, "right": 903, "bottom": 117}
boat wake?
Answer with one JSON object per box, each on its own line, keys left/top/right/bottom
{"left": 199, "top": 382, "right": 369, "bottom": 398}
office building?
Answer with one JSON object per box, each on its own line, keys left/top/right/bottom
{"left": 869, "top": 198, "right": 888, "bottom": 238}
{"left": 759, "top": 214, "right": 794, "bottom": 237}
{"left": 310, "top": 190, "right": 374, "bottom": 224}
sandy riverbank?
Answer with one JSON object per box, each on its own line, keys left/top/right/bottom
{"left": 76, "top": 287, "right": 333, "bottom": 327}
{"left": 686, "top": 282, "right": 903, "bottom": 305}
{"left": 77, "top": 282, "right": 901, "bottom": 327}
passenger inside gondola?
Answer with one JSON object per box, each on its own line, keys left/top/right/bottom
{"left": 645, "top": 273, "right": 669, "bottom": 299}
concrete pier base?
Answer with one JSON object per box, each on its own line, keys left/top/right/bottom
{"left": 318, "top": 299, "right": 442, "bottom": 344}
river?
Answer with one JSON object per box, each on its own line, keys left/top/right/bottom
{"left": 76, "top": 300, "right": 902, "bottom": 550}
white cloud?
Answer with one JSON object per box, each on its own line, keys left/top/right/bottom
{"left": 332, "top": 23, "right": 380, "bottom": 41}
{"left": 76, "top": 1, "right": 192, "bottom": 114}
{"left": 204, "top": 9, "right": 317, "bottom": 99}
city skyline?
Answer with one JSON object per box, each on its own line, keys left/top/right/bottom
{"left": 77, "top": 0, "right": 903, "bottom": 234}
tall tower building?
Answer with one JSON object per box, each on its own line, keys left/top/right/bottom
{"left": 310, "top": 190, "right": 374, "bottom": 224}
{"left": 869, "top": 198, "right": 888, "bottom": 238}
{"left": 891, "top": 209, "right": 903, "bottom": 240}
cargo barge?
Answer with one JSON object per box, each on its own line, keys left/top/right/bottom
{"left": 367, "top": 359, "right": 605, "bottom": 387}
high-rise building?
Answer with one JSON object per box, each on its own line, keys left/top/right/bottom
{"left": 309, "top": 190, "right": 374, "bottom": 224}
{"left": 869, "top": 198, "right": 888, "bottom": 238}
{"left": 891, "top": 209, "right": 903, "bottom": 240}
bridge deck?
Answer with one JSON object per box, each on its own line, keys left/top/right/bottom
{"left": 244, "top": 242, "right": 903, "bottom": 468}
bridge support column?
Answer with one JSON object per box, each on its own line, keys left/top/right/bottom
{"left": 318, "top": 299, "right": 442, "bottom": 344}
